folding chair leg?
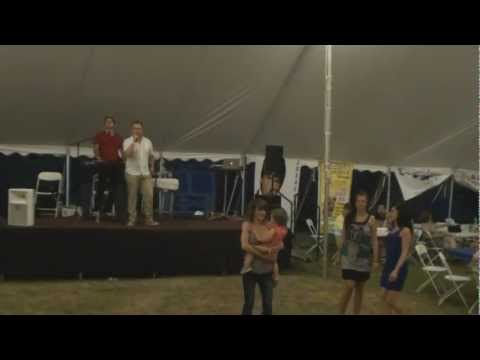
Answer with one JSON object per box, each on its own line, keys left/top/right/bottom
{"left": 304, "top": 244, "right": 319, "bottom": 259}
{"left": 416, "top": 278, "right": 434, "bottom": 294}
{"left": 438, "top": 288, "right": 456, "bottom": 305}
{"left": 430, "top": 274, "right": 444, "bottom": 297}
{"left": 303, "top": 243, "right": 324, "bottom": 261}
{"left": 457, "top": 286, "right": 470, "bottom": 310}
{"left": 416, "top": 272, "right": 442, "bottom": 296}
{"left": 469, "top": 300, "right": 479, "bottom": 314}
{"left": 438, "top": 282, "right": 469, "bottom": 309}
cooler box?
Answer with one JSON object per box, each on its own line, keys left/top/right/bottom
{"left": 8, "top": 188, "right": 35, "bottom": 226}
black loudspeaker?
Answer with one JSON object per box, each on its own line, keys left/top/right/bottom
{"left": 262, "top": 145, "right": 286, "bottom": 182}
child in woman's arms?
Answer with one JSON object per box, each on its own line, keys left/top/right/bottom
{"left": 241, "top": 208, "right": 288, "bottom": 287}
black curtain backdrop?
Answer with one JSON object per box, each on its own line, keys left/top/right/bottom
{"left": 1, "top": 154, "right": 476, "bottom": 224}
{"left": 70, "top": 155, "right": 97, "bottom": 206}
{"left": 295, "top": 166, "right": 318, "bottom": 232}
{"left": 0, "top": 154, "right": 256, "bottom": 219}
{"left": 0, "top": 153, "right": 66, "bottom": 218}
{"left": 244, "top": 162, "right": 255, "bottom": 211}
{"left": 162, "top": 159, "right": 255, "bottom": 216}
{"left": 403, "top": 181, "right": 478, "bottom": 223}
{"left": 228, "top": 162, "right": 255, "bottom": 214}
{"left": 403, "top": 182, "right": 449, "bottom": 222}
{"left": 377, "top": 171, "right": 403, "bottom": 210}
{"left": 450, "top": 183, "right": 479, "bottom": 223}
{"left": 163, "top": 159, "right": 217, "bottom": 215}
{"left": 350, "top": 170, "right": 385, "bottom": 207}
{"left": 294, "top": 168, "right": 405, "bottom": 231}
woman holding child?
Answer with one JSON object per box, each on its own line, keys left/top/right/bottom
{"left": 240, "top": 198, "right": 288, "bottom": 315}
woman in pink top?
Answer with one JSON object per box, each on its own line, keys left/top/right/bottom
{"left": 241, "top": 208, "right": 287, "bottom": 287}
{"left": 240, "top": 199, "right": 286, "bottom": 315}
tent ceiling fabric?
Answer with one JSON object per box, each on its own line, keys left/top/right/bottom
{"left": 0, "top": 45, "right": 477, "bottom": 170}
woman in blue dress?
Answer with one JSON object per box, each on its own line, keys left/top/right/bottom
{"left": 381, "top": 204, "right": 413, "bottom": 315}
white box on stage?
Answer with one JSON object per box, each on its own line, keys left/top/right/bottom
{"left": 8, "top": 188, "right": 35, "bottom": 227}
{"left": 156, "top": 178, "right": 179, "bottom": 191}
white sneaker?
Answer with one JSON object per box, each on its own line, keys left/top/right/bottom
{"left": 146, "top": 220, "right": 159, "bottom": 226}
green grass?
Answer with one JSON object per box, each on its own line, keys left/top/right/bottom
{"left": 0, "top": 257, "right": 477, "bottom": 315}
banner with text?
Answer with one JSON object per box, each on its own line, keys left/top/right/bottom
{"left": 319, "top": 161, "right": 354, "bottom": 228}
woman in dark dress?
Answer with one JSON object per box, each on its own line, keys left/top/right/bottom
{"left": 381, "top": 204, "right": 413, "bottom": 315}
{"left": 337, "top": 191, "right": 379, "bottom": 315}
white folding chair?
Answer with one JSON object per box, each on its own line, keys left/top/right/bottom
{"left": 306, "top": 219, "right": 319, "bottom": 240}
{"left": 303, "top": 218, "right": 325, "bottom": 260}
{"left": 469, "top": 265, "right": 479, "bottom": 314}
{"left": 437, "top": 252, "right": 472, "bottom": 310}
{"left": 415, "top": 244, "right": 448, "bottom": 297}
{"left": 419, "top": 230, "right": 443, "bottom": 264}
{"left": 156, "top": 177, "right": 179, "bottom": 216}
{"left": 408, "top": 229, "right": 424, "bottom": 267}
{"left": 35, "top": 172, "right": 63, "bottom": 218}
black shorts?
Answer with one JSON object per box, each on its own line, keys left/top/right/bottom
{"left": 342, "top": 269, "right": 370, "bottom": 282}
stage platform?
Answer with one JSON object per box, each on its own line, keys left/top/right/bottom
{"left": 0, "top": 216, "right": 244, "bottom": 280}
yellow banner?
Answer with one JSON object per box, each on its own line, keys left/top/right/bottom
{"left": 318, "top": 161, "right": 354, "bottom": 229}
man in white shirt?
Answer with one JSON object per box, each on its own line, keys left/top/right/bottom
{"left": 123, "top": 120, "right": 158, "bottom": 227}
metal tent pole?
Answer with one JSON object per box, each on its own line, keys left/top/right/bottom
{"left": 66, "top": 147, "right": 71, "bottom": 207}
{"left": 223, "top": 173, "right": 228, "bottom": 214}
{"left": 448, "top": 175, "right": 455, "bottom": 219}
{"left": 241, "top": 155, "right": 246, "bottom": 215}
{"left": 386, "top": 167, "right": 392, "bottom": 210}
{"left": 322, "top": 45, "right": 333, "bottom": 280}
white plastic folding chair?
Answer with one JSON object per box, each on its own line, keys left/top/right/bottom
{"left": 35, "top": 172, "right": 63, "bottom": 218}
{"left": 408, "top": 229, "right": 423, "bottom": 267}
{"left": 156, "top": 177, "right": 179, "bottom": 216}
{"left": 437, "top": 252, "right": 472, "bottom": 310}
{"left": 469, "top": 265, "right": 479, "bottom": 314}
{"left": 303, "top": 218, "right": 325, "bottom": 260}
{"left": 419, "top": 230, "right": 443, "bottom": 264}
{"left": 415, "top": 244, "right": 448, "bottom": 297}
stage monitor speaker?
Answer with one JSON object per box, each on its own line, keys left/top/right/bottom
{"left": 8, "top": 188, "right": 35, "bottom": 227}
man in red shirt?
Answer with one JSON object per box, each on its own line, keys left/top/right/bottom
{"left": 93, "top": 116, "right": 124, "bottom": 217}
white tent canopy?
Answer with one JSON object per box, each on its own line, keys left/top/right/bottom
{"left": 0, "top": 45, "right": 477, "bottom": 171}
